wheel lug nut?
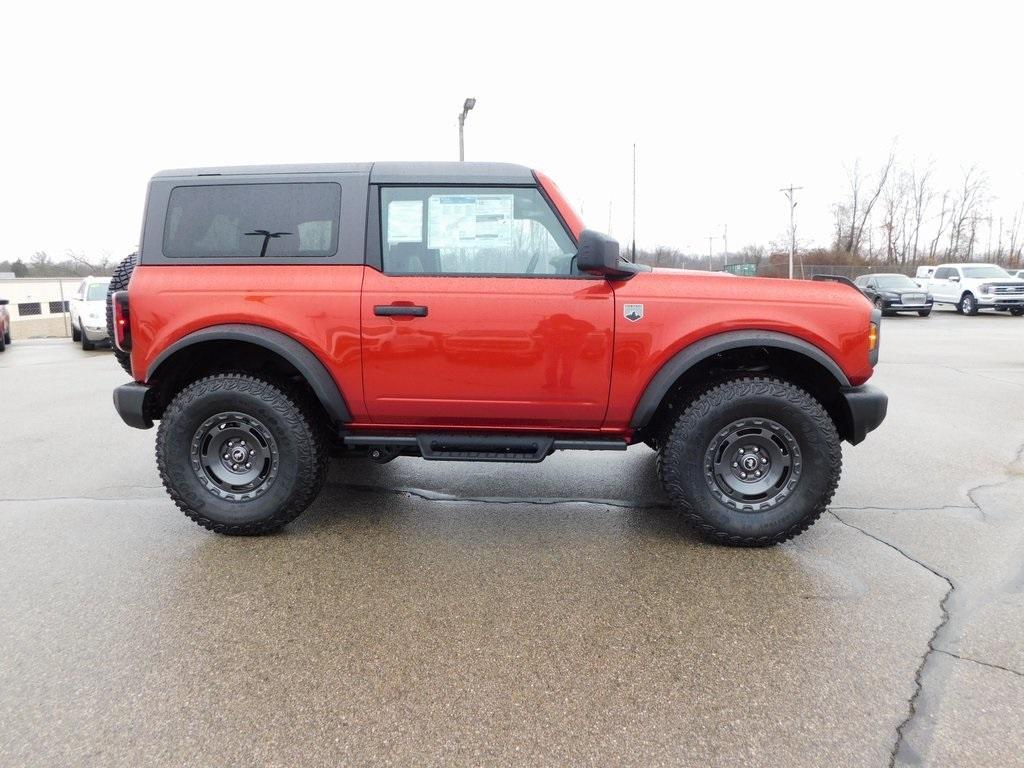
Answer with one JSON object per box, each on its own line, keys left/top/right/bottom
{"left": 223, "top": 454, "right": 229, "bottom": 459}
{"left": 762, "top": 457, "right": 768, "bottom": 464}
{"left": 240, "top": 440, "right": 245, "bottom": 446}
{"left": 245, "top": 462, "right": 251, "bottom": 469}
{"left": 755, "top": 470, "right": 761, "bottom": 477}
{"left": 740, "top": 472, "right": 747, "bottom": 479}
{"left": 752, "top": 447, "right": 759, "bottom": 452}
{"left": 249, "top": 450, "right": 255, "bottom": 456}
{"left": 732, "top": 462, "right": 738, "bottom": 468}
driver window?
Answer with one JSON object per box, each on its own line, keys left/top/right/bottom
{"left": 380, "top": 186, "right": 577, "bottom": 276}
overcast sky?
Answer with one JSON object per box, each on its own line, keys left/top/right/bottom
{"left": 4, "top": 0, "right": 1022, "bottom": 261}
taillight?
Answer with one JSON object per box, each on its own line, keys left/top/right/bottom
{"left": 113, "top": 291, "right": 131, "bottom": 352}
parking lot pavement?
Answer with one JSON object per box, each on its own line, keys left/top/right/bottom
{"left": 1, "top": 309, "right": 1022, "bottom": 767}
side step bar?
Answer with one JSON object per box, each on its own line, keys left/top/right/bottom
{"left": 343, "top": 433, "right": 627, "bottom": 463}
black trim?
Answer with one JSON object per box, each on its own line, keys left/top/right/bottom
{"left": 112, "top": 382, "right": 154, "bottom": 430}
{"left": 146, "top": 324, "right": 351, "bottom": 425}
{"left": 839, "top": 384, "right": 888, "bottom": 445}
{"left": 374, "top": 305, "right": 427, "bottom": 317}
{"left": 629, "top": 330, "right": 852, "bottom": 430}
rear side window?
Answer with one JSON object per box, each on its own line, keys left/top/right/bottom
{"left": 163, "top": 183, "right": 341, "bottom": 259}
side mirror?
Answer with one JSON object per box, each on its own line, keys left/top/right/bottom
{"left": 576, "top": 229, "right": 632, "bottom": 278}
{"left": 949, "top": 275, "right": 960, "bottom": 282}
{"left": 0, "top": 299, "right": 8, "bottom": 305}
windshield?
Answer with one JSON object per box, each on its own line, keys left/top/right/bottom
{"left": 86, "top": 283, "right": 109, "bottom": 301}
{"left": 874, "top": 276, "right": 919, "bottom": 290}
{"left": 961, "top": 266, "right": 1010, "bottom": 279}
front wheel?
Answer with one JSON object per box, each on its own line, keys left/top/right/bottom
{"left": 918, "top": 308, "right": 932, "bottom": 317}
{"left": 959, "top": 293, "right": 979, "bottom": 315}
{"left": 1011, "top": 307, "right": 1024, "bottom": 317}
{"left": 71, "top": 321, "right": 81, "bottom": 342}
{"left": 156, "top": 374, "right": 328, "bottom": 535}
{"left": 658, "top": 377, "right": 842, "bottom": 546}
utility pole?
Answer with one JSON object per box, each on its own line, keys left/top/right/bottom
{"left": 458, "top": 98, "right": 476, "bottom": 161}
{"left": 708, "top": 235, "right": 715, "bottom": 271}
{"left": 779, "top": 184, "right": 803, "bottom": 279}
{"left": 631, "top": 143, "right": 637, "bottom": 262}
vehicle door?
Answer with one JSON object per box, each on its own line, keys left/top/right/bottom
{"left": 360, "top": 184, "right": 615, "bottom": 429}
{"left": 931, "top": 267, "right": 953, "bottom": 301}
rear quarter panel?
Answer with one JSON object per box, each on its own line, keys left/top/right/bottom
{"left": 606, "top": 271, "right": 875, "bottom": 429}
{"left": 128, "top": 265, "right": 367, "bottom": 419}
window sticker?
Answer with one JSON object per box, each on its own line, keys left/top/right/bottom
{"left": 387, "top": 200, "right": 424, "bottom": 243}
{"left": 427, "top": 194, "right": 513, "bottom": 249}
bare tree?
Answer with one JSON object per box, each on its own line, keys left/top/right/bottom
{"left": 944, "top": 166, "right": 989, "bottom": 261}
{"left": 837, "top": 151, "right": 896, "bottom": 257}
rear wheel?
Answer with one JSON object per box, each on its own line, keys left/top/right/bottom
{"left": 0, "top": 329, "right": 5, "bottom": 352}
{"left": 658, "top": 377, "right": 842, "bottom": 546}
{"left": 106, "top": 253, "right": 137, "bottom": 375}
{"left": 156, "top": 374, "right": 328, "bottom": 535}
{"left": 1011, "top": 308, "right": 1024, "bottom": 317}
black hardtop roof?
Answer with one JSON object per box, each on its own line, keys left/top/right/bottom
{"left": 152, "top": 161, "right": 536, "bottom": 185}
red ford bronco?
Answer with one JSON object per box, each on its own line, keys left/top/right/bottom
{"left": 110, "top": 162, "right": 886, "bottom": 545}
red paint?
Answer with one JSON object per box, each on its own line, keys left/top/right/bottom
{"left": 534, "top": 170, "right": 584, "bottom": 239}
{"left": 128, "top": 171, "right": 877, "bottom": 439}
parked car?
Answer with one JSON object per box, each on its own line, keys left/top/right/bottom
{"left": 922, "top": 263, "right": 1024, "bottom": 315}
{"left": 69, "top": 276, "right": 112, "bottom": 349}
{"left": 109, "top": 161, "right": 887, "bottom": 547}
{"left": 854, "top": 273, "right": 933, "bottom": 316}
{"left": 0, "top": 297, "right": 10, "bottom": 352}
{"left": 1008, "top": 269, "right": 1024, "bottom": 280}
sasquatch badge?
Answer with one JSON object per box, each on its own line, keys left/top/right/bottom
{"left": 623, "top": 303, "right": 644, "bottom": 322}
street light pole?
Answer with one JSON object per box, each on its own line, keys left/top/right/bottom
{"left": 708, "top": 235, "right": 715, "bottom": 271}
{"left": 631, "top": 143, "right": 637, "bottom": 262}
{"left": 779, "top": 184, "right": 803, "bottom": 279}
{"left": 458, "top": 97, "right": 476, "bottom": 162}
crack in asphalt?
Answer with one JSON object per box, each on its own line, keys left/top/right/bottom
{"left": 935, "top": 649, "right": 1024, "bottom": 678}
{"left": 326, "top": 481, "right": 675, "bottom": 511}
{"left": 830, "top": 510, "right": 956, "bottom": 768}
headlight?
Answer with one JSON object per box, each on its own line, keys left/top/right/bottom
{"left": 980, "top": 283, "right": 992, "bottom": 294}
{"left": 926, "top": 293, "right": 933, "bottom": 300}
{"left": 882, "top": 292, "right": 899, "bottom": 299}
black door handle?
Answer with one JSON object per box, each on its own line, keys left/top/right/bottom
{"left": 374, "top": 305, "right": 428, "bottom": 317}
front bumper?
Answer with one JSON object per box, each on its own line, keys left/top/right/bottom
{"left": 977, "top": 296, "right": 1024, "bottom": 307}
{"left": 83, "top": 323, "right": 109, "bottom": 342}
{"left": 839, "top": 384, "right": 888, "bottom": 445}
{"left": 881, "top": 299, "right": 932, "bottom": 311}
{"left": 112, "top": 382, "right": 154, "bottom": 429}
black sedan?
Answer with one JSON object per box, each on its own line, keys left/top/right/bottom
{"left": 854, "top": 273, "right": 933, "bottom": 317}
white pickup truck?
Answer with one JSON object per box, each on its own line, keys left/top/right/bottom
{"left": 921, "top": 263, "right": 1024, "bottom": 316}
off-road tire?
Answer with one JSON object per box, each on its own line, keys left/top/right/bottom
{"left": 658, "top": 376, "right": 842, "bottom": 547}
{"left": 71, "top": 322, "right": 81, "bottom": 342}
{"left": 106, "top": 253, "right": 137, "bottom": 375}
{"left": 156, "top": 374, "right": 328, "bottom": 535}
{"left": 918, "top": 308, "right": 932, "bottom": 317}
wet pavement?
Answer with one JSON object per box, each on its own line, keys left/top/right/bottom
{"left": 1, "top": 308, "right": 1022, "bottom": 767}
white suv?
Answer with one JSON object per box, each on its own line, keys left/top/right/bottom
{"left": 69, "top": 277, "right": 112, "bottom": 349}
{"left": 925, "top": 263, "right": 1024, "bottom": 316}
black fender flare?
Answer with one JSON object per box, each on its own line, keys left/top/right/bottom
{"left": 629, "top": 330, "right": 851, "bottom": 430}
{"left": 147, "top": 324, "right": 351, "bottom": 425}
